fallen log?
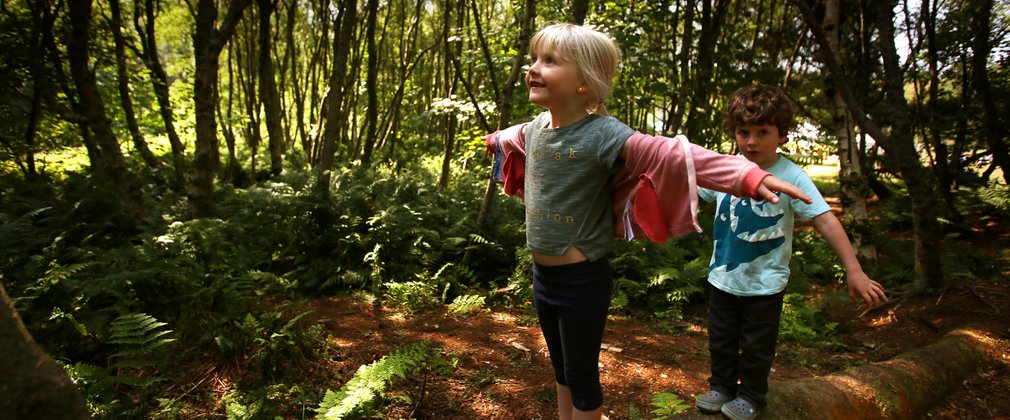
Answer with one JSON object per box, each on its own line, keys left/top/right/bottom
{"left": 674, "top": 327, "right": 997, "bottom": 419}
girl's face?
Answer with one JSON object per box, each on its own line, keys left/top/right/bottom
{"left": 525, "top": 48, "right": 587, "bottom": 111}
{"left": 735, "top": 123, "right": 786, "bottom": 169}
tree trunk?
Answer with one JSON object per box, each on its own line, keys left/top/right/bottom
{"left": 285, "top": 0, "right": 309, "bottom": 156}
{"left": 874, "top": 1, "right": 944, "bottom": 291}
{"left": 571, "top": 0, "right": 589, "bottom": 25}
{"left": 922, "top": 0, "right": 952, "bottom": 193}
{"left": 318, "top": 0, "right": 358, "bottom": 181}
{"left": 239, "top": 19, "right": 262, "bottom": 181}
{"left": 763, "top": 327, "right": 994, "bottom": 419}
{"left": 135, "top": 0, "right": 186, "bottom": 184}
{"left": 795, "top": 0, "right": 944, "bottom": 292}
{"left": 466, "top": 0, "right": 536, "bottom": 265}
{"left": 67, "top": 0, "right": 148, "bottom": 225}
{"left": 668, "top": 0, "right": 694, "bottom": 134}
{"left": 190, "top": 0, "right": 253, "bottom": 218}
{"left": 360, "top": 0, "right": 379, "bottom": 168}
{"left": 675, "top": 327, "right": 995, "bottom": 419}
{"left": 0, "top": 283, "right": 89, "bottom": 419}
{"left": 437, "top": 0, "right": 457, "bottom": 188}
{"left": 258, "top": 0, "right": 285, "bottom": 177}
{"left": 822, "top": 0, "right": 876, "bottom": 271}
{"left": 970, "top": 0, "right": 1010, "bottom": 185}
{"left": 109, "top": 0, "right": 160, "bottom": 170}
{"left": 687, "top": 0, "right": 728, "bottom": 142}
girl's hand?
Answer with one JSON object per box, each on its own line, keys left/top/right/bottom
{"left": 755, "top": 175, "right": 812, "bottom": 204}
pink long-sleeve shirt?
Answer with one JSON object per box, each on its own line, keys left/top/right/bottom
{"left": 486, "top": 125, "right": 768, "bottom": 243}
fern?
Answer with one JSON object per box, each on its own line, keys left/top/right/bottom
{"left": 383, "top": 281, "right": 439, "bottom": 314}
{"left": 648, "top": 391, "right": 691, "bottom": 418}
{"left": 447, "top": 294, "right": 486, "bottom": 315}
{"left": 316, "top": 341, "right": 445, "bottom": 419}
{"left": 109, "top": 313, "right": 176, "bottom": 387}
{"left": 977, "top": 183, "right": 1010, "bottom": 211}
{"left": 779, "top": 293, "right": 838, "bottom": 342}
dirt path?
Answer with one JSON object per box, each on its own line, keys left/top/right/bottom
{"left": 308, "top": 276, "right": 1010, "bottom": 419}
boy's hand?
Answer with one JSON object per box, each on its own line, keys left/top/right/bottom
{"left": 755, "top": 175, "right": 812, "bottom": 204}
{"left": 848, "top": 272, "right": 889, "bottom": 309}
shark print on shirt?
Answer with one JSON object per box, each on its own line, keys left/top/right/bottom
{"left": 710, "top": 193, "right": 786, "bottom": 273}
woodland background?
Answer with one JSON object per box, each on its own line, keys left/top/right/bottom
{"left": 0, "top": 0, "right": 1008, "bottom": 418}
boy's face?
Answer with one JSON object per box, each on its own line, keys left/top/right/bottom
{"left": 735, "top": 123, "right": 786, "bottom": 169}
{"left": 526, "top": 48, "right": 586, "bottom": 111}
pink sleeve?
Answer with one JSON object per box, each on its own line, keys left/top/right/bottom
{"left": 485, "top": 123, "right": 527, "bottom": 198}
{"left": 688, "top": 143, "right": 768, "bottom": 199}
{"left": 611, "top": 133, "right": 771, "bottom": 242}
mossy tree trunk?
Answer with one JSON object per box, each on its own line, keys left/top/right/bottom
{"left": 0, "top": 283, "right": 89, "bottom": 419}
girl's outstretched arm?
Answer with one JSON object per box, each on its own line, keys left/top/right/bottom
{"left": 754, "top": 175, "right": 812, "bottom": 204}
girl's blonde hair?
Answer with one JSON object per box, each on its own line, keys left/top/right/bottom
{"left": 529, "top": 23, "right": 622, "bottom": 108}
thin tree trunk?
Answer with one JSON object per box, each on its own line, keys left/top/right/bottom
{"left": 360, "top": 0, "right": 379, "bottom": 168}
{"left": 135, "top": 0, "right": 185, "bottom": 183}
{"left": 823, "top": 0, "right": 875, "bottom": 271}
{"left": 687, "top": 0, "right": 728, "bottom": 142}
{"left": 190, "top": 0, "right": 253, "bottom": 218}
{"left": 470, "top": 0, "right": 500, "bottom": 104}
{"left": 795, "top": 0, "right": 944, "bottom": 291}
{"left": 109, "top": 0, "right": 160, "bottom": 169}
{"left": 571, "top": 0, "right": 589, "bottom": 25}
{"left": 68, "top": 0, "right": 148, "bottom": 224}
{"left": 669, "top": 0, "right": 694, "bottom": 134}
{"left": 466, "top": 0, "right": 536, "bottom": 265}
{"left": 285, "top": 0, "right": 309, "bottom": 156}
{"left": 318, "top": 0, "right": 358, "bottom": 182}
{"left": 237, "top": 20, "right": 261, "bottom": 181}
{"left": 258, "top": 0, "right": 285, "bottom": 177}
{"left": 437, "top": 0, "right": 456, "bottom": 188}
{"left": 970, "top": 0, "right": 1010, "bottom": 185}
{"left": 378, "top": 0, "right": 431, "bottom": 157}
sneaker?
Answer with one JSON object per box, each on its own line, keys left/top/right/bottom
{"left": 720, "top": 397, "right": 759, "bottom": 420}
{"left": 695, "top": 389, "right": 733, "bottom": 414}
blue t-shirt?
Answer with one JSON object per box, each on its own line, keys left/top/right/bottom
{"left": 698, "top": 156, "right": 831, "bottom": 296}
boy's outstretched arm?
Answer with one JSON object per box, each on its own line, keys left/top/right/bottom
{"left": 755, "top": 175, "right": 812, "bottom": 205}
{"left": 813, "top": 212, "right": 888, "bottom": 308}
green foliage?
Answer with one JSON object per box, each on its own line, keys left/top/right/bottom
{"left": 108, "top": 313, "right": 176, "bottom": 373}
{"left": 216, "top": 309, "right": 326, "bottom": 381}
{"left": 647, "top": 391, "right": 692, "bottom": 419}
{"left": 447, "top": 294, "right": 487, "bottom": 315}
{"left": 383, "top": 281, "right": 440, "bottom": 314}
{"left": 315, "top": 341, "right": 448, "bottom": 419}
{"left": 789, "top": 229, "right": 843, "bottom": 289}
{"left": 779, "top": 293, "right": 838, "bottom": 342}
{"left": 977, "top": 183, "right": 1010, "bottom": 212}
{"left": 611, "top": 238, "right": 710, "bottom": 320}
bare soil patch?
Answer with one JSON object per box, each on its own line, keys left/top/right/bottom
{"left": 306, "top": 274, "right": 1010, "bottom": 419}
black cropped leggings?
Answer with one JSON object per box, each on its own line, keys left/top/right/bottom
{"left": 532, "top": 258, "right": 613, "bottom": 412}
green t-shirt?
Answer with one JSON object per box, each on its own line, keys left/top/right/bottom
{"left": 522, "top": 111, "right": 635, "bottom": 261}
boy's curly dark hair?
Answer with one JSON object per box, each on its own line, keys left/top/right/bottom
{"left": 722, "top": 83, "right": 796, "bottom": 140}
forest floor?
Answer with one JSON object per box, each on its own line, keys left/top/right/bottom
{"left": 302, "top": 215, "right": 1010, "bottom": 419}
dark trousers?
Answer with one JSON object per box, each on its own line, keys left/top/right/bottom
{"left": 707, "top": 285, "right": 785, "bottom": 407}
{"left": 533, "top": 258, "right": 612, "bottom": 411}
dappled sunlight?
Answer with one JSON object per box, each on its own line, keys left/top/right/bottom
{"left": 867, "top": 309, "right": 899, "bottom": 327}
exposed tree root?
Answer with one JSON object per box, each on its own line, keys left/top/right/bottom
{"left": 675, "top": 327, "right": 998, "bottom": 419}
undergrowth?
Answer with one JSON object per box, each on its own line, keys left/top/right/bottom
{"left": 4, "top": 156, "right": 1001, "bottom": 417}
{"left": 315, "top": 341, "right": 449, "bottom": 419}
